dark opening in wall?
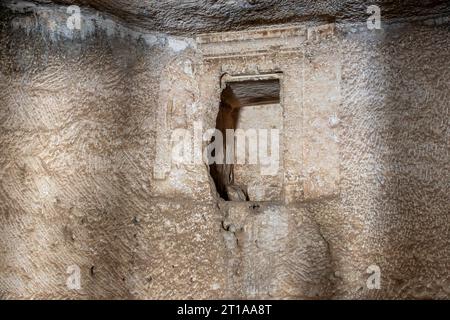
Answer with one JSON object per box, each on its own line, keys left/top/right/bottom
{"left": 209, "top": 77, "right": 281, "bottom": 201}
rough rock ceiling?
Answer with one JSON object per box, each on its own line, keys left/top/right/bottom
{"left": 22, "top": 0, "right": 450, "bottom": 34}
{"left": 226, "top": 79, "right": 281, "bottom": 107}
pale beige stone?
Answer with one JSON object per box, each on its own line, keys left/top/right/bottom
{"left": 0, "top": 0, "right": 448, "bottom": 300}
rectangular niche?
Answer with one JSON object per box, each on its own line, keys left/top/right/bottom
{"left": 210, "top": 73, "right": 284, "bottom": 202}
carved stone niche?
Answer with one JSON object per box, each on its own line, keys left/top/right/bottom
{"left": 209, "top": 72, "right": 284, "bottom": 202}
{"left": 196, "top": 24, "right": 341, "bottom": 203}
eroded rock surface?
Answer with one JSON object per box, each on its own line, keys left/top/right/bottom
{"left": 0, "top": 1, "right": 449, "bottom": 299}
{"left": 26, "top": 0, "right": 450, "bottom": 33}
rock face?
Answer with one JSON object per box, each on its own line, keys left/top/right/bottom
{"left": 27, "top": 0, "right": 450, "bottom": 33}
{"left": 0, "top": 1, "right": 449, "bottom": 299}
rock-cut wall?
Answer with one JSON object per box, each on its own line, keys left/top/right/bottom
{"left": 0, "top": 1, "right": 449, "bottom": 299}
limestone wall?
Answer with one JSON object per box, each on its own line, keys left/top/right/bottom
{"left": 0, "top": 2, "right": 448, "bottom": 299}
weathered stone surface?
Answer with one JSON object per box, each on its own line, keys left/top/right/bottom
{"left": 19, "top": 0, "right": 450, "bottom": 34}
{"left": 0, "top": 1, "right": 449, "bottom": 299}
